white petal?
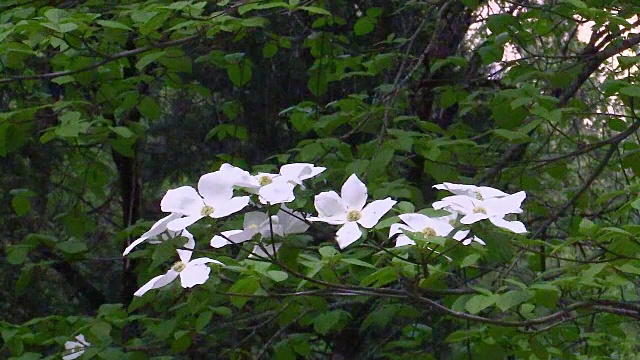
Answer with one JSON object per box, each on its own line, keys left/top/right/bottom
{"left": 123, "top": 237, "right": 148, "bottom": 256}
{"left": 189, "top": 257, "right": 223, "bottom": 266}
{"left": 489, "top": 217, "right": 527, "bottom": 233}
{"left": 141, "top": 213, "right": 181, "bottom": 239}
{"left": 336, "top": 222, "right": 362, "bottom": 249}
{"left": 314, "top": 191, "right": 347, "bottom": 218}
{"left": 340, "top": 174, "right": 368, "bottom": 211}
{"left": 460, "top": 213, "right": 489, "bottom": 224}
{"left": 423, "top": 217, "right": 454, "bottom": 236}
{"left": 277, "top": 209, "right": 310, "bottom": 235}
{"left": 180, "top": 229, "right": 195, "bottom": 249}
{"left": 452, "top": 229, "right": 469, "bottom": 241}
{"left": 398, "top": 213, "right": 429, "bottom": 232}
{"left": 211, "top": 229, "right": 243, "bottom": 248}
{"left": 180, "top": 264, "right": 211, "bottom": 288}
{"left": 280, "top": 163, "right": 325, "bottom": 182}
{"left": 220, "top": 163, "right": 260, "bottom": 188}
{"left": 167, "top": 215, "right": 203, "bottom": 232}
{"left": 307, "top": 215, "right": 347, "bottom": 225}
{"left": 133, "top": 270, "right": 179, "bottom": 297}
{"left": 395, "top": 235, "right": 415, "bottom": 247}
{"left": 358, "top": 198, "right": 396, "bottom": 228}
{"left": 75, "top": 335, "right": 90, "bottom": 346}
{"left": 160, "top": 187, "right": 203, "bottom": 215}
{"left": 389, "top": 223, "right": 412, "bottom": 237}
{"left": 472, "top": 236, "right": 486, "bottom": 245}
{"left": 244, "top": 212, "right": 269, "bottom": 229}
{"left": 211, "top": 196, "right": 250, "bottom": 218}
{"left": 250, "top": 242, "right": 282, "bottom": 258}
{"left": 177, "top": 249, "right": 193, "bottom": 263}
{"left": 259, "top": 179, "right": 296, "bottom": 204}
{"left": 198, "top": 172, "right": 234, "bottom": 203}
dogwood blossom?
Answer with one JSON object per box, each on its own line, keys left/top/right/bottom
{"left": 211, "top": 207, "right": 309, "bottom": 251}
{"left": 160, "top": 171, "right": 250, "bottom": 231}
{"left": 63, "top": 334, "right": 90, "bottom": 360}
{"left": 390, "top": 213, "right": 456, "bottom": 247}
{"left": 433, "top": 191, "right": 527, "bottom": 233}
{"left": 434, "top": 182, "right": 510, "bottom": 200}
{"left": 308, "top": 174, "right": 396, "bottom": 249}
{"left": 123, "top": 213, "right": 195, "bottom": 256}
{"left": 250, "top": 207, "right": 310, "bottom": 257}
{"left": 258, "top": 163, "right": 325, "bottom": 204}
{"left": 134, "top": 249, "right": 222, "bottom": 296}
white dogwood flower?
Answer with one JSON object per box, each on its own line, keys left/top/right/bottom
{"left": 433, "top": 182, "right": 510, "bottom": 200}
{"left": 160, "top": 171, "right": 250, "bottom": 231}
{"left": 308, "top": 174, "right": 396, "bottom": 249}
{"left": 389, "top": 213, "right": 455, "bottom": 247}
{"left": 63, "top": 334, "right": 90, "bottom": 360}
{"left": 123, "top": 213, "right": 195, "bottom": 256}
{"left": 433, "top": 191, "right": 527, "bottom": 233}
{"left": 257, "top": 163, "right": 325, "bottom": 204}
{"left": 134, "top": 249, "right": 222, "bottom": 297}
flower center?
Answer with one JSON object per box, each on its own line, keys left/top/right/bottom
{"left": 473, "top": 206, "right": 487, "bottom": 214}
{"left": 259, "top": 176, "right": 273, "bottom": 186}
{"left": 475, "top": 192, "right": 483, "bottom": 200}
{"left": 172, "top": 261, "right": 186, "bottom": 272}
{"left": 248, "top": 224, "right": 258, "bottom": 230}
{"left": 422, "top": 227, "right": 437, "bottom": 237}
{"left": 201, "top": 205, "right": 215, "bottom": 216}
{"left": 346, "top": 210, "right": 362, "bottom": 222}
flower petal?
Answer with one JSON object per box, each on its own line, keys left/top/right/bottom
{"left": 398, "top": 213, "right": 429, "bottom": 232}
{"left": 259, "top": 179, "right": 296, "bottom": 204}
{"left": 177, "top": 249, "right": 193, "bottom": 263}
{"left": 198, "top": 172, "right": 234, "bottom": 203}
{"left": 277, "top": 208, "right": 310, "bottom": 235}
{"left": 358, "top": 198, "right": 396, "bottom": 228}
{"left": 167, "top": 215, "right": 203, "bottom": 232}
{"left": 133, "top": 270, "right": 179, "bottom": 297}
{"left": 389, "top": 223, "right": 411, "bottom": 237}
{"left": 160, "top": 186, "right": 203, "bottom": 215}
{"left": 180, "top": 264, "right": 211, "bottom": 288}
{"left": 220, "top": 163, "right": 260, "bottom": 188}
{"left": 489, "top": 217, "right": 527, "bottom": 233}
{"left": 314, "top": 191, "right": 347, "bottom": 218}
{"left": 189, "top": 257, "right": 223, "bottom": 266}
{"left": 211, "top": 229, "right": 244, "bottom": 248}
{"left": 211, "top": 196, "right": 250, "bottom": 218}
{"left": 460, "top": 212, "right": 489, "bottom": 225}
{"left": 123, "top": 237, "right": 147, "bottom": 256}
{"left": 336, "top": 222, "right": 362, "bottom": 249}
{"left": 250, "top": 242, "right": 282, "bottom": 258}
{"left": 341, "top": 174, "right": 368, "bottom": 211}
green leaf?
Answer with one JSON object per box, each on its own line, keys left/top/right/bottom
{"left": 495, "top": 290, "right": 533, "bottom": 311}
{"left": 228, "top": 277, "right": 260, "bottom": 308}
{"left": 313, "top": 310, "right": 342, "bottom": 335}
{"left": 263, "top": 42, "right": 278, "bottom": 58}
{"left": 465, "top": 294, "right": 498, "bottom": 314}
{"left": 619, "top": 86, "right": 640, "bottom": 97}
{"left": 354, "top": 17, "right": 375, "bottom": 36}
{"left": 56, "top": 239, "right": 88, "bottom": 254}
{"left": 139, "top": 96, "right": 161, "bottom": 120}
{"left": 109, "top": 126, "right": 135, "bottom": 138}
{"left": 361, "top": 266, "right": 397, "bottom": 287}
{"left": 7, "top": 245, "right": 31, "bottom": 265}
{"left": 340, "top": 258, "right": 376, "bottom": 269}
{"left": 195, "top": 311, "right": 213, "bottom": 331}
{"left": 267, "top": 270, "right": 289, "bottom": 282}
{"left": 319, "top": 246, "right": 338, "bottom": 258}
{"left": 300, "top": 6, "right": 331, "bottom": 16}
{"left": 460, "top": 253, "right": 481, "bottom": 268}
{"left": 560, "top": 0, "right": 587, "bottom": 8}
{"left": 10, "top": 189, "right": 35, "bottom": 216}
{"left": 96, "top": 19, "right": 132, "bottom": 30}
{"left": 227, "top": 62, "right": 252, "bottom": 87}
{"left": 136, "top": 51, "right": 165, "bottom": 70}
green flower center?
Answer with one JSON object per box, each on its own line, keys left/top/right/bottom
{"left": 346, "top": 210, "right": 362, "bottom": 222}
{"left": 422, "top": 227, "right": 437, "bottom": 237}
{"left": 259, "top": 176, "right": 273, "bottom": 186}
{"left": 473, "top": 206, "right": 487, "bottom": 214}
{"left": 475, "top": 192, "right": 483, "bottom": 200}
{"left": 172, "top": 261, "right": 186, "bottom": 272}
{"left": 201, "top": 205, "right": 215, "bottom": 216}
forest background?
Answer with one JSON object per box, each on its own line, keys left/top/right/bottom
{"left": 2, "top": 0, "right": 640, "bottom": 359}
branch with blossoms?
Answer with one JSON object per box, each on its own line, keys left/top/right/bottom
{"left": 118, "top": 161, "right": 551, "bottom": 327}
